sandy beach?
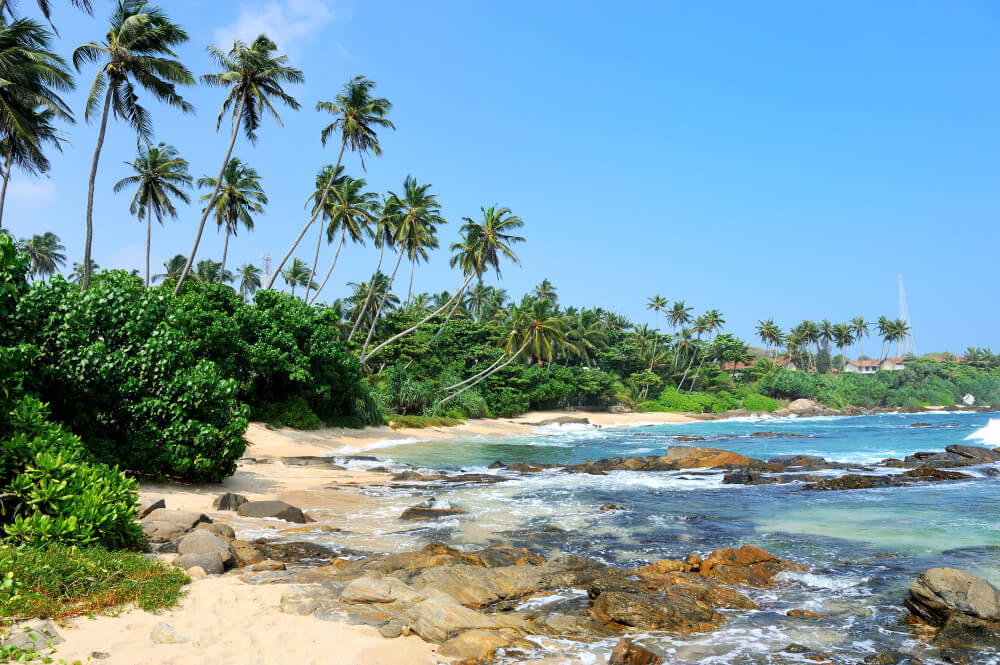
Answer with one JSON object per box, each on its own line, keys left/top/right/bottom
{"left": 51, "top": 411, "right": 692, "bottom": 665}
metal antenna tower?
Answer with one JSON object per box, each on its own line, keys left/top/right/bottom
{"left": 898, "top": 274, "right": 916, "bottom": 357}
{"left": 261, "top": 253, "right": 272, "bottom": 284}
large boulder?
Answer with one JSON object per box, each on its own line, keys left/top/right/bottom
{"left": 237, "top": 500, "right": 307, "bottom": 523}
{"left": 177, "top": 529, "right": 235, "bottom": 567}
{"left": 340, "top": 576, "right": 426, "bottom": 605}
{"left": 140, "top": 520, "right": 188, "bottom": 543}
{"left": 786, "top": 399, "right": 822, "bottom": 416}
{"left": 945, "top": 444, "right": 1000, "bottom": 464}
{"left": 609, "top": 637, "right": 663, "bottom": 665}
{"left": 402, "top": 597, "right": 504, "bottom": 643}
{"left": 212, "top": 492, "right": 248, "bottom": 511}
{"left": 905, "top": 568, "right": 1000, "bottom": 625}
{"left": 650, "top": 446, "right": 756, "bottom": 469}
{"left": 590, "top": 590, "right": 723, "bottom": 632}
{"left": 143, "top": 509, "right": 211, "bottom": 530}
{"left": 697, "top": 545, "right": 807, "bottom": 587}
{"left": 137, "top": 498, "right": 165, "bottom": 519}
{"left": 400, "top": 506, "right": 467, "bottom": 521}
{"left": 231, "top": 540, "right": 265, "bottom": 566}
{"left": 176, "top": 552, "right": 224, "bottom": 575}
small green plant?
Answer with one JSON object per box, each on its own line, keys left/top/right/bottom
{"left": 387, "top": 414, "right": 464, "bottom": 429}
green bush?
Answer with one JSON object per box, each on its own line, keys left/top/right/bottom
{"left": 0, "top": 543, "right": 187, "bottom": 620}
{"left": 253, "top": 397, "right": 322, "bottom": 430}
{"left": 388, "top": 415, "right": 464, "bottom": 429}
{"left": 740, "top": 391, "right": 781, "bottom": 412}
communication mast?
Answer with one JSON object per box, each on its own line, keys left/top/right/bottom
{"left": 261, "top": 253, "right": 272, "bottom": 284}
{"left": 898, "top": 274, "right": 916, "bottom": 357}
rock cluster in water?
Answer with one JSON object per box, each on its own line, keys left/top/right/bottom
{"left": 274, "top": 542, "right": 805, "bottom": 662}
{"left": 905, "top": 567, "right": 1000, "bottom": 656}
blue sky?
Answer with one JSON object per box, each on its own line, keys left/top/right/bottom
{"left": 3, "top": 0, "right": 998, "bottom": 354}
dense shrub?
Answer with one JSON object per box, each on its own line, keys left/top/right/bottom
{"left": 739, "top": 391, "right": 780, "bottom": 412}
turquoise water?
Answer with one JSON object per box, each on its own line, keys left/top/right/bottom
{"left": 338, "top": 412, "right": 1000, "bottom": 664}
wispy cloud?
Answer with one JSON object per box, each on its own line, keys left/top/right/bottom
{"left": 213, "top": 0, "right": 352, "bottom": 58}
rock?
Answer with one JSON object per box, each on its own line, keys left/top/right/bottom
{"left": 591, "top": 590, "right": 724, "bottom": 632}
{"left": 403, "top": 597, "right": 503, "bottom": 643}
{"left": 900, "top": 467, "right": 972, "bottom": 481}
{"left": 277, "top": 524, "right": 341, "bottom": 535}
{"left": 255, "top": 540, "right": 335, "bottom": 562}
{"left": 600, "top": 503, "right": 625, "bottom": 511}
{"left": 237, "top": 500, "right": 307, "bottom": 523}
{"left": 150, "top": 622, "right": 187, "bottom": 644}
{"left": 787, "top": 398, "right": 821, "bottom": 416}
{"left": 250, "top": 560, "right": 286, "bottom": 572}
{"left": 212, "top": 492, "right": 248, "bottom": 511}
{"left": 532, "top": 416, "right": 592, "bottom": 426}
{"left": 608, "top": 637, "right": 664, "bottom": 665}
{"left": 488, "top": 460, "right": 506, "bottom": 469}
{"left": 722, "top": 469, "right": 777, "bottom": 485}
{"left": 651, "top": 446, "right": 756, "bottom": 469}
{"left": 698, "top": 545, "right": 807, "bottom": 587}
{"left": 673, "top": 435, "right": 707, "bottom": 442}
{"left": 945, "top": 444, "right": 1000, "bottom": 464}
{"left": 863, "top": 650, "right": 924, "bottom": 665}
{"left": 751, "top": 432, "right": 810, "bottom": 439}
{"left": 767, "top": 454, "right": 828, "bottom": 468}
{"left": 340, "top": 576, "right": 427, "bottom": 604}
{"left": 635, "top": 559, "right": 686, "bottom": 579}
{"left": 399, "top": 506, "right": 467, "bottom": 520}
{"left": 194, "top": 521, "right": 236, "bottom": 541}
{"left": 438, "top": 629, "right": 519, "bottom": 660}
{"left": 177, "top": 529, "right": 235, "bottom": 566}
{"left": 176, "top": 552, "right": 224, "bottom": 575}
{"left": 186, "top": 566, "right": 207, "bottom": 580}
{"left": 231, "top": 540, "right": 265, "bottom": 566}
{"left": 392, "top": 470, "right": 428, "bottom": 481}
{"left": 90, "top": 652, "right": 111, "bottom": 660}
{"left": 0, "top": 620, "right": 63, "bottom": 650}
{"left": 140, "top": 520, "right": 188, "bottom": 543}
{"left": 786, "top": 609, "right": 827, "bottom": 618}
{"left": 378, "top": 620, "right": 409, "bottom": 638}
{"left": 143, "top": 509, "right": 211, "bottom": 530}
{"left": 137, "top": 498, "right": 165, "bottom": 519}
{"left": 905, "top": 568, "right": 1000, "bottom": 625}
{"left": 507, "top": 463, "right": 546, "bottom": 473}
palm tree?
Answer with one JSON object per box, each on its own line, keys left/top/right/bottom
{"left": 237, "top": 262, "right": 260, "bottom": 299}
{"left": 360, "top": 204, "right": 525, "bottom": 365}
{"left": 196, "top": 157, "right": 266, "bottom": 277}
{"left": 0, "top": 17, "right": 74, "bottom": 228}
{"left": 68, "top": 260, "right": 98, "bottom": 283}
{"left": 281, "top": 257, "right": 311, "bottom": 297}
{"left": 175, "top": 34, "right": 302, "bottom": 292}
{"left": 832, "top": 323, "right": 854, "bottom": 371}
{"left": 0, "top": 0, "right": 93, "bottom": 29}
{"left": 19, "top": 231, "right": 64, "bottom": 277}
{"left": 888, "top": 318, "right": 911, "bottom": 357}
{"left": 359, "top": 176, "right": 445, "bottom": 358}
{"left": 534, "top": 279, "right": 558, "bottom": 304}
{"left": 756, "top": 318, "right": 782, "bottom": 359}
{"left": 348, "top": 197, "right": 394, "bottom": 339}
{"left": 113, "top": 142, "right": 191, "bottom": 286}
{"left": 307, "top": 172, "right": 377, "bottom": 304}
{"left": 850, "top": 315, "right": 869, "bottom": 361}
{"left": 74, "top": 0, "right": 194, "bottom": 290}
{"left": 268, "top": 75, "right": 394, "bottom": 292}
{"left": 194, "top": 259, "right": 233, "bottom": 285}
{"left": 346, "top": 271, "right": 398, "bottom": 332}
{"left": 564, "top": 309, "right": 607, "bottom": 366}
{"left": 153, "top": 253, "right": 187, "bottom": 283}
{"left": 819, "top": 318, "right": 834, "bottom": 351}
{"left": 667, "top": 300, "right": 693, "bottom": 370}
{"left": 876, "top": 315, "right": 891, "bottom": 360}
{"left": 465, "top": 280, "right": 491, "bottom": 320}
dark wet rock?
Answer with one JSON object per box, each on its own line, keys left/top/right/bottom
{"left": 212, "top": 492, "right": 248, "bottom": 511}
{"left": 883, "top": 458, "right": 907, "bottom": 468}
{"left": 903, "top": 451, "right": 979, "bottom": 469}
{"left": 400, "top": 506, "right": 467, "bottom": 521}
{"left": 723, "top": 469, "right": 777, "bottom": 485}
{"left": 600, "top": 503, "right": 625, "bottom": 511}
{"left": 392, "top": 470, "right": 432, "bottom": 481}
{"left": 564, "top": 461, "right": 608, "bottom": 475}
{"left": 751, "top": 432, "right": 811, "bottom": 439}
{"left": 864, "top": 650, "right": 924, "bottom": 665}
{"left": 591, "top": 590, "right": 723, "bottom": 632}
{"left": 254, "top": 540, "right": 336, "bottom": 563}
{"left": 900, "top": 467, "right": 972, "bottom": 481}
{"left": 805, "top": 466, "right": 971, "bottom": 491}
{"left": 237, "top": 500, "right": 307, "bottom": 523}
{"left": 910, "top": 422, "right": 934, "bottom": 428}
{"left": 673, "top": 435, "right": 707, "bottom": 442}
{"left": 945, "top": 444, "right": 1000, "bottom": 464}
{"left": 934, "top": 612, "right": 1000, "bottom": 649}
{"left": 367, "top": 466, "right": 388, "bottom": 473}
{"left": 137, "top": 498, "right": 165, "bottom": 519}
{"left": 488, "top": 460, "right": 506, "bottom": 469}
{"left": 608, "top": 637, "right": 663, "bottom": 665}
{"left": 507, "top": 462, "right": 548, "bottom": 473}
{"left": 767, "top": 454, "right": 828, "bottom": 468}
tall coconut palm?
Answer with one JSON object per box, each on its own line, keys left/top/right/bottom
{"left": 819, "top": 318, "right": 834, "bottom": 353}
{"left": 646, "top": 294, "right": 667, "bottom": 329}
{"left": 832, "top": 323, "right": 854, "bottom": 371}
{"left": 194, "top": 259, "right": 233, "bottom": 285}
{"left": 359, "top": 175, "right": 444, "bottom": 358}
{"left": 0, "top": 0, "right": 93, "bottom": 30}
{"left": 850, "top": 315, "right": 869, "bottom": 361}
{"left": 465, "top": 280, "right": 491, "bottom": 320}
{"left": 112, "top": 142, "right": 191, "bottom": 286}
{"left": 346, "top": 271, "right": 398, "bottom": 332}
{"left": 667, "top": 300, "right": 693, "bottom": 370}
{"left": 348, "top": 198, "right": 394, "bottom": 339}
{"left": 175, "top": 34, "right": 302, "bottom": 292}
{"left": 153, "top": 253, "right": 187, "bottom": 283}
{"left": 269, "top": 75, "right": 394, "bottom": 291}
{"left": 74, "top": 0, "right": 194, "bottom": 290}
{"left": 196, "top": 157, "right": 266, "bottom": 277}
{"left": 68, "top": 260, "right": 97, "bottom": 283}
{"left": 307, "top": 171, "right": 377, "bottom": 304}
{"left": 756, "top": 318, "right": 782, "bottom": 359}
{"left": 281, "top": 257, "right": 312, "bottom": 297}
{"left": 361, "top": 204, "right": 525, "bottom": 365}
{"left": 19, "top": 231, "right": 64, "bottom": 277}
{"left": 0, "top": 17, "right": 74, "bottom": 228}
{"left": 533, "top": 279, "right": 558, "bottom": 304}
{"left": 237, "top": 262, "right": 260, "bottom": 299}
{"left": 876, "top": 315, "right": 891, "bottom": 360}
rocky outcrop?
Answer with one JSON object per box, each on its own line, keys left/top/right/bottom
{"left": 212, "top": 492, "right": 248, "bottom": 511}
{"left": 237, "top": 500, "right": 307, "bottom": 523}
{"left": 608, "top": 637, "right": 663, "bottom": 665}
{"left": 787, "top": 398, "right": 822, "bottom": 416}
{"left": 804, "top": 467, "right": 972, "bottom": 491}
{"left": 399, "top": 506, "right": 467, "bottom": 521}
{"left": 905, "top": 568, "right": 1000, "bottom": 649}
{"left": 591, "top": 590, "right": 723, "bottom": 631}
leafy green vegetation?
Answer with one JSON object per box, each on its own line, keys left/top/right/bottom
{"left": 388, "top": 415, "right": 464, "bottom": 430}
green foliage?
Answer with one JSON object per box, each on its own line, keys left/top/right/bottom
{"left": 0, "top": 543, "right": 188, "bottom": 621}
{"left": 254, "top": 397, "right": 322, "bottom": 430}
{"left": 739, "top": 391, "right": 781, "bottom": 412}
{"left": 387, "top": 415, "right": 464, "bottom": 429}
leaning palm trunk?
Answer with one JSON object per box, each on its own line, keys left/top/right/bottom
{"left": 82, "top": 89, "right": 113, "bottom": 290}
{"left": 439, "top": 337, "right": 531, "bottom": 405}
{"left": 269, "top": 141, "right": 346, "bottom": 292}
{"left": 360, "top": 250, "right": 406, "bottom": 358}
{"left": 219, "top": 228, "right": 231, "bottom": 277}
{"left": 176, "top": 93, "right": 247, "bottom": 293}
{"left": 360, "top": 272, "right": 476, "bottom": 364}
{"left": 307, "top": 228, "right": 345, "bottom": 305}
{"left": 426, "top": 281, "right": 471, "bottom": 346}
{"left": 144, "top": 206, "right": 151, "bottom": 287}
{"left": 678, "top": 348, "right": 698, "bottom": 391}
{"left": 303, "top": 217, "right": 326, "bottom": 302}
{"left": 349, "top": 242, "right": 385, "bottom": 339}
{"left": 406, "top": 259, "right": 415, "bottom": 306}
{"left": 437, "top": 347, "right": 508, "bottom": 394}
{"left": 0, "top": 159, "right": 11, "bottom": 230}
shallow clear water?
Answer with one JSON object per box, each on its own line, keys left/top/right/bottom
{"left": 330, "top": 412, "right": 1000, "bottom": 664}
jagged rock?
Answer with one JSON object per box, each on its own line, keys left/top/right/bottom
{"left": 488, "top": 460, "right": 506, "bottom": 469}
{"left": 340, "top": 576, "right": 427, "bottom": 604}
{"left": 403, "top": 597, "right": 504, "bottom": 643}
{"left": 591, "top": 590, "right": 723, "bottom": 632}
{"left": 143, "top": 509, "right": 211, "bottom": 530}
{"left": 137, "top": 498, "right": 165, "bottom": 519}
{"left": 1, "top": 620, "right": 62, "bottom": 650}
{"left": 609, "top": 637, "right": 663, "bottom": 665}
{"left": 150, "top": 622, "right": 187, "bottom": 644}
{"left": 194, "top": 522, "right": 236, "bottom": 540}
{"left": 600, "top": 503, "right": 625, "bottom": 511}
{"left": 698, "top": 545, "right": 807, "bottom": 587}
{"left": 177, "top": 529, "right": 235, "bottom": 567}
{"left": 250, "top": 560, "right": 286, "bottom": 572}
{"left": 438, "top": 629, "right": 523, "bottom": 659}
{"left": 400, "top": 506, "right": 467, "bottom": 520}
{"left": 231, "top": 540, "right": 265, "bottom": 566}
{"left": 140, "top": 520, "right": 188, "bottom": 543}
{"left": 945, "top": 444, "right": 1000, "bottom": 464}
{"left": 237, "top": 500, "right": 307, "bottom": 523}
{"left": 905, "top": 568, "right": 1000, "bottom": 625}
{"left": 176, "top": 552, "right": 224, "bottom": 575}
{"left": 212, "top": 492, "right": 248, "bottom": 511}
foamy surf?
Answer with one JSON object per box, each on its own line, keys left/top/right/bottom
{"left": 966, "top": 418, "right": 1000, "bottom": 447}
{"left": 336, "top": 436, "right": 426, "bottom": 453}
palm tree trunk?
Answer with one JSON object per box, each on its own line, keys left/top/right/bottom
{"left": 82, "top": 88, "right": 113, "bottom": 291}
{"left": 361, "top": 272, "right": 476, "bottom": 364}
{"left": 267, "top": 141, "right": 346, "bottom": 291}
{"left": 220, "top": 227, "right": 231, "bottom": 277}
{"left": 304, "top": 217, "right": 326, "bottom": 303}
{"left": 308, "top": 227, "right": 345, "bottom": 305}
{"left": 360, "top": 250, "right": 405, "bottom": 358}
{"left": 0, "top": 158, "right": 11, "bottom": 230}
{"left": 144, "top": 206, "right": 151, "bottom": 288}
{"left": 440, "top": 337, "right": 531, "bottom": 405}
{"left": 406, "top": 258, "right": 415, "bottom": 306}
{"left": 176, "top": 92, "right": 247, "bottom": 294}
{"left": 349, "top": 241, "right": 384, "bottom": 339}
{"left": 679, "top": 348, "right": 697, "bottom": 391}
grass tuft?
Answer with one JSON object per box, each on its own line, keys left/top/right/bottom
{"left": 387, "top": 415, "right": 464, "bottom": 430}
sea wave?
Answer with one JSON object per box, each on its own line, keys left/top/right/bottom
{"left": 966, "top": 418, "right": 1000, "bottom": 447}
{"left": 337, "top": 436, "right": 426, "bottom": 453}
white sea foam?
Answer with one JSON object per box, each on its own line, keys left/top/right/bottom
{"left": 777, "top": 570, "right": 870, "bottom": 591}
{"left": 966, "top": 418, "right": 1000, "bottom": 447}
{"left": 337, "top": 436, "right": 425, "bottom": 453}
{"left": 513, "top": 588, "right": 588, "bottom": 611}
